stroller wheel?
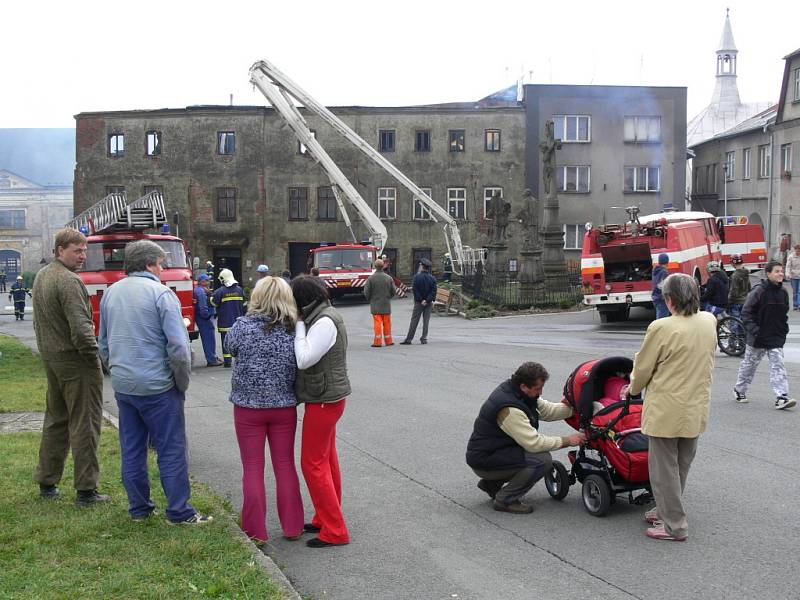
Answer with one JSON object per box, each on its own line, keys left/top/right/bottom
{"left": 544, "top": 461, "right": 570, "bottom": 500}
{"left": 582, "top": 474, "right": 612, "bottom": 517}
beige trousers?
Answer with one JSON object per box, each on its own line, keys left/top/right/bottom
{"left": 647, "top": 436, "right": 699, "bottom": 538}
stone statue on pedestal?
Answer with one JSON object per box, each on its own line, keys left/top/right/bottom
{"left": 539, "top": 120, "right": 561, "bottom": 198}
{"left": 487, "top": 191, "right": 511, "bottom": 245}
{"left": 516, "top": 188, "right": 540, "bottom": 250}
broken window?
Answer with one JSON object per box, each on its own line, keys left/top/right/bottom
{"left": 145, "top": 131, "right": 162, "bottom": 156}
{"left": 108, "top": 133, "right": 124, "bottom": 157}
{"left": 299, "top": 130, "right": 316, "bottom": 155}
{"left": 217, "top": 131, "right": 236, "bottom": 155}
{"left": 485, "top": 130, "right": 501, "bottom": 151}
{"left": 449, "top": 130, "right": 465, "bottom": 152}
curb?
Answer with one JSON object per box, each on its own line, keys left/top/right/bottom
{"left": 101, "top": 409, "right": 302, "bottom": 600}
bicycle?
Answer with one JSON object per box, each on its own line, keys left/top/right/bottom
{"left": 716, "top": 313, "right": 746, "bottom": 357}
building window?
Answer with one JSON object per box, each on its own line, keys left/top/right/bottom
{"left": 0, "top": 175, "right": 9, "bottom": 189}
{"left": 143, "top": 185, "right": 163, "bottom": 199}
{"left": 485, "top": 129, "right": 501, "bottom": 152}
{"left": 108, "top": 133, "right": 124, "bottom": 157}
{"left": 623, "top": 116, "right": 661, "bottom": 143}
{"left": 483, "top": 187, "right": 503, "bottom": 218}
{"left": 299, "top": 130, "right": 316, "bottom": 155}
{"left": 0, "top": 209, "right": 26, "bottom": 229}
{"left": 145, "top": 131, "right": 161, "bottom": 156}
{"left": 449, "top": 130, "right": 465, "bottom": 152}
{"left": 217, "top": 131, "right": 236, "bottom": 155}
{"left": 216, "top": 188, "right": 237, "bottom": 222}
{"left": 556, "top": 166, "right": 591, "bottom": 193}
{"left": 105, "top": 186, "right": 125, "bottom": 197}
{"left": 725, "top": 151, "right": 735, "bottom": 180}
{"left": 447, "top": 187, "right": 466, "bottom": 220}
{"left": 795, "top": 67, "right": 800, "bottom": 101}
{"left": 758, "top": 144, "right": 771, "bottom": 178}
{"left": 413, "top": 187, "right": 433, "bottom": 220}
{"left": 563, "top": 224, "right": 584, "bottom": 250}
{"left": 553, "top": 115, "right": 590, "bottom": 142}
{"left": 288, "top": 187, "right": 308, "bottom": 220}
{"left": 317, "top": 186, "right": 337, "bottom": 221}
{"left": 415, "top": 130, "right": 431, "bottom": 152}
{"left": 378, "top": 187, "right": 396, "bottom": 220}
{"left": 624, "top": 166, "right": 660, "bottom": 192}
{"left": 781, "top": 143, "right": 793, "bottom": 173}
{"left": 743, "top": 148, "right": 752, "bottom": 179}
{"left": 379, "top": 130, "right": 395, "bottom": 152}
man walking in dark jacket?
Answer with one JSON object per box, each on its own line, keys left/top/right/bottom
{"left": 400, "top": 258, "right": 437, "bottom": 345}
{"left": 466, "top": 362, "right": 585, "bottom": 513}
{"left": 733, "top": 261, "right": 795, "bottom": 409}
{"left": 651, "top": 253, "right": 670, "bottom": 319}
{"left": 700, "top": 261, "right": 728, "bottom": 315}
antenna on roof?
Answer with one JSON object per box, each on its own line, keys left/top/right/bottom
{"left": 229, "top": 94, "right": 233, "bottom": 106}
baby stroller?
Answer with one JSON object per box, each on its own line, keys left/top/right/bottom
{"left": 543, "top": 356, "right": 653, "bottom": 516}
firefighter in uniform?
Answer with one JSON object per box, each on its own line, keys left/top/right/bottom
{"left": 9, "top": 275, "right": 32, "bottom": 320}
{"left": 211, "top": 268, "right": 244, "bottom": 368}
{"left": 194, "top": 274, "right": 223, "bottom": 366}
{"left": 0, "top": 269, "right": 7, "bottom": 292}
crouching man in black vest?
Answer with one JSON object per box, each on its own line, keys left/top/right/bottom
{"left": 466, "top": 362, "right": 586, "bottom": 514}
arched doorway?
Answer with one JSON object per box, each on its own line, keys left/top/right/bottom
{"left": 0, "top": 249, "right": 22, "bottom": 280}
{"left": 747, "top": 212, "right": 763, "bottom": 227}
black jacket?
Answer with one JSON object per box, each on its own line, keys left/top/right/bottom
{"left": 411, "top": 271, "right": 437, "bottom": 304}
{"left": 466, "top": 380, "right": 539, "bottom": 471}
{"left": 700, "top": 271, "right": 729, "bottom": 308}
{"left": 741, "top": 279, "right": 789, "bottom": 349}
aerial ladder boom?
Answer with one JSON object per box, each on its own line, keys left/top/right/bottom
{"left": 249, "top": 59, "right": 481, "bottom": 273}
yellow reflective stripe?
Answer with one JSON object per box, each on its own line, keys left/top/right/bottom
{"left": 221, "top": 296, "right": 244, "bottom": 302}
{"left": 218, "top": 327, "right": 232, "bottom": 332}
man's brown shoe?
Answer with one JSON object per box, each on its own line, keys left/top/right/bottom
{"left": 492, "top": 499, "right": 533, "bottom": 514}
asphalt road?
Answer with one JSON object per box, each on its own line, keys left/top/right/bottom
{"left": 3, "top": 297, "right": 799, "bottom": 600}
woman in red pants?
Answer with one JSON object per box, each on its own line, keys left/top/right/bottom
{"left": 225, "top": 277, "right": 304, "bottom": 544}
{"left": 291, "top": 275, "right": 351, "bottom": 548}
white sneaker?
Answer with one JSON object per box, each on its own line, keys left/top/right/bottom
{"left": 775, "top": 396, "right": 796, "bottom": 410}
{"left": 734, "top": 389, "right": 748, "bottom": 404}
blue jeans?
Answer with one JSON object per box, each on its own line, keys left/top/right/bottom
{"left": 729, "top": 303, "right": 744, "bottom": 333}
{"left": 197, "top": 317, "right": 218, "bottom": 363}
{"left": 653, "top": 298, "right": 670, "bottom": 319}
{"left": 791, "top": 279, "right": 800, "bottom": 309}
{"left": 115, "top": 387, "right": 195, "bottom": 521}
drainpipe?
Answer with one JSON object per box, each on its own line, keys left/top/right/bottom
{"left": 766, "top": 125, "right": 775, "bottom": 257}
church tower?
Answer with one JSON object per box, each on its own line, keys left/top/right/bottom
{"left": 710, "top": 9, "right": 741, "bottom": 108}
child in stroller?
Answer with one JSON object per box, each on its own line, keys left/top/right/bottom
{"left": 543, "top": 356, "right": 653, "bottom": 516}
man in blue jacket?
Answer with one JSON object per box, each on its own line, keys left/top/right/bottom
{"left": 651, "top": 253, "right": 670, "bottom": 319}
{"left": 194, "top": 274, "right": 222, "bottom": 366}
{"left": 400, "top": 258, "right": 437, "bottom": 345}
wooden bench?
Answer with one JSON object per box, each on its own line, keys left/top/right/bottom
{"left": 433, "top": 288, "right": 461, "bottom": 316}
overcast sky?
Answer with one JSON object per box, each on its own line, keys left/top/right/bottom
{"left": 2, "top": 0, "right": 798, "bottom": 128}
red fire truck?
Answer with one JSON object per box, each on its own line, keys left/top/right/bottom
{"left": 581, "top": 208, "right": 766, "bottom": 323}
{"left": 307, "top": 243, "right": 377, "bottom": 299}
{"left": 65, "top": 191, "right": 199, "bottom": 339}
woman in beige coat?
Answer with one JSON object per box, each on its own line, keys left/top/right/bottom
{"left": 625, "top": 273, "right": 717, "bottom": 542}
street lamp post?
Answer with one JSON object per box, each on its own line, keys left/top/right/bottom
{"left": 723, "top": 163, "right": 728, "bottom": 218}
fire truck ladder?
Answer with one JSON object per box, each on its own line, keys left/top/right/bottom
{"left": 66, "top": 191, "right": 167, "bottom": 235}
{"left": 249, "top": 59, "right": 484, "bottom": 275}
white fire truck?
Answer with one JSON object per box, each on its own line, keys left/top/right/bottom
{"left": 248, "top": 59, "right": 484, "bottom": 287}
{"left": 581, "top": 208, "right": 766, "bottom": 323}
{"left": 65, "top": 191, "right": 198, "bottom": 339}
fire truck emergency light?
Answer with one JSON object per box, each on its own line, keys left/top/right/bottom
{"left": 79, "top": 225, "right": 90, "bottom": 235}
{"left": 162, "top": 224, "right": 170, "bottom": 234}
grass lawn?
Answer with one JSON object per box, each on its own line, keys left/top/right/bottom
{"left": 0, "top": 333, "right": 285, "bottom": 599}
{"left": 0, "top": 333, "right": 46, "bottom": 413}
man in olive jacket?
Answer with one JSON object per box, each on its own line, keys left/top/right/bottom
{"left": 32, "top": 228, "right": 109, "bottom": 506}
{"left": 363, "top": 258, "right": 396, "bottom": 347}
